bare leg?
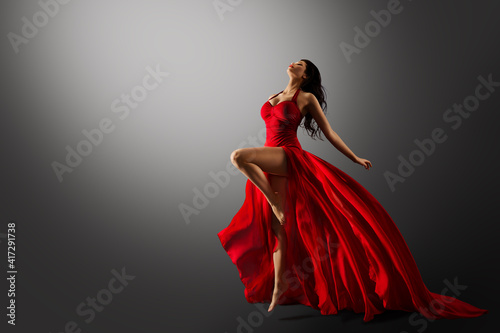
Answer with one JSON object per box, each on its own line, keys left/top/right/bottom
{"left": 231, "top": 147, "right": 287, "bottom": 224}
{"left": 267, "top": 174, "right": 289, "bottom": 312}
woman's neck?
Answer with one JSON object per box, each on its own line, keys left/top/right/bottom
{"left": 282, "top": 77, "right": 303, "bottom": 95}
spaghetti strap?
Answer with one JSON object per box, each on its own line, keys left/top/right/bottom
{"left": 268, "top": 90, "right": 284, "bottom": 101}
{"left": 268, "top": 89, "right": 301, "bottom": 102}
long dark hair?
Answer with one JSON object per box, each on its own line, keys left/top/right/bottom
{"left": 299, "top": 59, "right": 328, "bottom": 140}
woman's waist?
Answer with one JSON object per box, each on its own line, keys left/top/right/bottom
{"left": 264, "top": 136, "right": 302, "bottom": 149}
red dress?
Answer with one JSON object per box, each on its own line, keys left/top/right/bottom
{"left": 217, "top": 88, "right": 488, "bottom": 322}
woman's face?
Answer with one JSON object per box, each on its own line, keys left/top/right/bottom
{"left": 287, "top": 60, "right": 307, "bottom": 80}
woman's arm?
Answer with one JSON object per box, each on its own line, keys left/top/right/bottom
{"left": 304, "top": 93, "right": 373, "bottom": 170}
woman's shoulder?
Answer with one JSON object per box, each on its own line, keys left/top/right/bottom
{"left": 297, "top": 90, "right": 316, "bottom": 103}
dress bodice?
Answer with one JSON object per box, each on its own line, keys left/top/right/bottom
{"left": 261, "top": 88, "right": 304, "bottom": 149}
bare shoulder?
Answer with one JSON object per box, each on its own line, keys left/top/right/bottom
{"left": 298, "top": 90, "right": 315, "bottom": 103}
{"left": 297, "top": 91, "right": 319, "bottom": 110}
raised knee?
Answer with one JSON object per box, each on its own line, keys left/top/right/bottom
{"left": 230, "top": 149, "right": 245, "bottom": 167}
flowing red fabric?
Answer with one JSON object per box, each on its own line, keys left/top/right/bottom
{"left": 217, "top": 89, "right": 488, "bottom": 322}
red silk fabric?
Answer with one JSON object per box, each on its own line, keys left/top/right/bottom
{"left": 217, "top": 89, "right": 488, "bottom": 322}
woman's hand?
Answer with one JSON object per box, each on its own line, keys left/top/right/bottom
{"left": 354, "top": 157, "right": 372, "bottom": 170}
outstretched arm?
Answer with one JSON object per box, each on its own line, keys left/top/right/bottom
{"left": 304, "top": 94, "right": 372, "bottom": 170}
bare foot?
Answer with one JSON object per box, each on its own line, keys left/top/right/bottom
{"left": 268, "top": 279, "right": 289, "bottom": 312}
{"left": 271, "top": 192, "right": 286, "bottom": 225}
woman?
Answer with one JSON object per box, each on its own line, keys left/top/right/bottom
{"left": 217, "top": 59, "right": 488, "bottom": 321}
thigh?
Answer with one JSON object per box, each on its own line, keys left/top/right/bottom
{"left": 242, "top": 147, "right": 287, "bottom": 176}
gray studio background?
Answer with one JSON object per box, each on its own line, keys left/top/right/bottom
{"left": 1, "top": 0, "right": 499, "bottom": 332}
